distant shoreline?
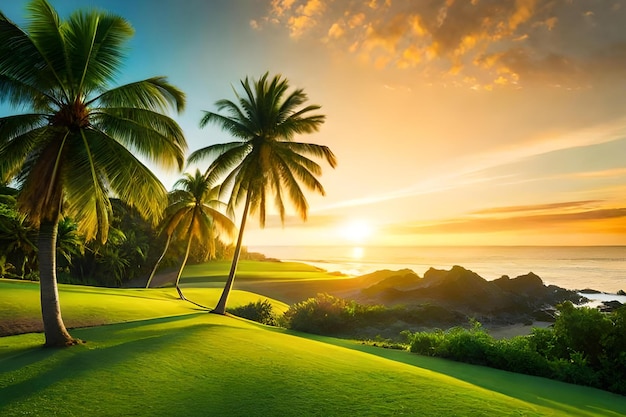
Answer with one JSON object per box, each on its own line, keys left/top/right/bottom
{"left": 250, "top": 245, "right": 626, "bottom": 294}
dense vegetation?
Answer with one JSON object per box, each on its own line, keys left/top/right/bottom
{"left": 0, "top": 194, "right": 236, "bottom": 287}
{"left": 406, "top": 302, "right": 626, "bottom": 395}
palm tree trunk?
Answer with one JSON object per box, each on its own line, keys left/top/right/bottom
{"left": 39, "top": 218, "right": 77, "bottom": 347}
{"left": 145, "top": 234, "right": 172, "bottom": 288}
{"left": 212, "top": 192, "right": 251, "bottom": 315}
{"left": 174, "top": 226, "right": 194, "bottom": 300}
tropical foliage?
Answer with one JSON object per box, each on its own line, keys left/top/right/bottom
{"left": 0, "top": 0, "right": 186, "bottom": 346}
{"left": 146, "top": 169, "right": 236, "bottom": 300}
{"left": 405, "top": 302, "right": 626, "bottom": 395}
{"left": 189, "top": 72, "right": 337, "bottom": 313}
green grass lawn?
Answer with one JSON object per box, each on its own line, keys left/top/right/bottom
{"left": 0, "top": 279, "right": 289, "bottom": 336}
{"left": 180, "top": 260, "right": 343, "bottom": 283}
{"left": 2, "top": 279, "right": 626, "bottom": 416}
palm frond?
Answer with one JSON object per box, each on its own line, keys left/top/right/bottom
{"left": 66, "top": 10, "right": 133, "bottom": 94}
{"left": 282, "top": 141, "right": 338, "bottom": 168}
{"left": 26, "top": 0, "right": 71, "bottom": 100}
{"left": 92, "top": 77, "right": 186, "bottom": 113}
{"left": 0, "top": 114, "right": 48, "bottom": 145}
{"left": 0, "top": 116, "right": 48, "bottom": 182}
{"left": 0, "top": 74, "right": 52, "bottom": 109}
{"left": 187, "top": 141, "right": 246, "bottom": 166}
{"left": 62, "top": 154, "right": 112, "bottom": 242}
{"left": 200, "top": 206, "right": 236, "bottom": 240}
{"left": 200, "top": 110, "right": 253, "bottom": 139}
{"left": 80, "top": 129, "right": 168, "bottom": 227}
{"left": 0, "top": 11, "right": 60, "bottom": 107}
{"left": 17, "top": 129, "right": 70, "bottom": 227}
{"left": 273, "top": 153, "right": 310, "bottom": 220}
{"left": 162, "top": 206, "right": 193, "bottom": 237}
{"left": 92, "top": 108, "right": 186, "bottom": 170}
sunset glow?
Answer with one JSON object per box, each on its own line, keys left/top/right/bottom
{"left": 3, "top": 0, "right": 626, "bottom": 247}
{"left": 339, "top": 219, "right": 373, "bottom": 243}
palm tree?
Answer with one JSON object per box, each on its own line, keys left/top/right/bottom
{"left": 0, "top": 211, "right": 37, "bottom": 279}
{"left": 0, "top": 1, "right": 187, "bottom": 346}
{"left": 56, "top": 217, "right": 84, "bottom": 272}
{"left": 188, "top": 72, "right": 337, "bottom": 314}
{"left": 145, "top": 169, "right": 235, "bottom": 302}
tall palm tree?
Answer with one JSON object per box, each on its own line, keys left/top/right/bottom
{"left": 145, "top": 169, "right": 236, "bottom": 301}
{"left": 0, "top": 1, "right": 187, "bottom": 346}
{"left": 188, "top": 72, "right": 337, "bottom": 314}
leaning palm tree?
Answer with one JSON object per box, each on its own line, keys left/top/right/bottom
{"left": 188, "top": 72, "right": 337, "bottom": 314}
{"left": 0, "top": 1, "right": 187, "bottom": 346}
{"left": 145, "top": 169, "right": 236, "bottom": 302}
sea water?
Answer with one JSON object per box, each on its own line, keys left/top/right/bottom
{"left": 248, "top": 245, "right": 626, "bottom": 294}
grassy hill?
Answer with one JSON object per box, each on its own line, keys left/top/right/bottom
{"left": 1, "top": 275, "right": 626, "bottom": 416}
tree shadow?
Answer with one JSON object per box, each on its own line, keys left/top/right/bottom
{"left": 0, "top": 313, "right": 235, "bottom": 411}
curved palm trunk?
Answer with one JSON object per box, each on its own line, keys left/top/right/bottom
{"left": 212, "top": 192, "right": 251, "bottom": 315}
{"left": 174, "top": 227, "right": 195, "bottom": 300}
{"left": 145, "top": 234, "right": 172, "bottom": 288}
{"left": 39, "top": 219, "right": 77, "bottom": 347}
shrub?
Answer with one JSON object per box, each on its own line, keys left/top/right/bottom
{"left": 408, "top": 330, "right": 446, "bottom": 356}
{"left": 490, "top": 336, "right": 551, "bottom": 377}
{"left": 227, "top": 299, "right": 278, "bottom": 326}
{"left": 436, "top": 323, "right": 494, "bottom": 365}
{"left": 282, "top": 293, "right": 350, "bottom": 334}
{"left": 553, "top": 302, "right": 612, "bottom": 367}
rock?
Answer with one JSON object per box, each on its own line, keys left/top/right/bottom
{"left": 362, "top": 271, "right": 421, "bottom": 295}
{"left": 357, "top": 265, "right": 587, "bottom": 323}
{"left": 493, "top": 272, "right": 545, "bottom": 298}
{"left": 617, "top": 289, "right": 626, "bottom": 296}
{"left": 580, "top": 288, "right": 602, "bottom": 294}
{"left": 532, "top": 308, "right": 557, "bottom": 322}
{"left": 599, "top": 300, "right": 623, "bottom": 313}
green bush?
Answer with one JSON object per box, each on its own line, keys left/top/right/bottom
{"left": 282, "top": 293, "right": 350, "bottom": 334}
{"left": 490, "top": 336, "right": 551, "bottom": 377}
{"left": 227, "top": 299, "right": 278, "bottom": 326}
{"left": 408, "top": 330, "right": 444, "bottom": 356}
{"left": 282, "top": 294, "right": 468, "bottom": 338}
{"left": 403, "top": 304, "right": 626, "bottom": 395}
{"left": 552, "top": 301, "right": 612, "bottom": 367}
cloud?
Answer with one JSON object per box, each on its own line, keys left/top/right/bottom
{"left": 572, "top": 167, "right": 626, "bottom": 179}
{"left": 387, "top": 205, "right": 626, "bottom": 235}
{"left": 471, "top": 200, "right": 602, "bottom": 215}
{"left": 262, "top": 0, "right": 626, "bottom": 87}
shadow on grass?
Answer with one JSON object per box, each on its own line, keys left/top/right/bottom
{"left": 0, "top": 313, "right": 233, "bottom": 411}
{"left": 274, "top": 329, "right": 626, "bottom": 417}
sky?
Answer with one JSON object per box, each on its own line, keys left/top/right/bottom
{"left": 3, "top": 0, "right": 626, "bottom": 248}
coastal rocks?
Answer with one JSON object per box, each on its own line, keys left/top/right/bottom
{"left": 580, "top": 288, "right": 603, "bottom": 294}
{"left": 599, "top": 300, "right": 623, "bottom": 313}
{"left": 359, "top": 266, "right": 584, "bottom": 324}
{"left": 492, "top": 273, "right": 545, "bottom": 298}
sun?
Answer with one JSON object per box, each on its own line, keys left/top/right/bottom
{"left": 340, "top": 219, "right": 373, "bottom": 243}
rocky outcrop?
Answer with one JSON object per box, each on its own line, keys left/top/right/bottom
{"left": 359, "top": 265, "right": 586, "bottom": 324}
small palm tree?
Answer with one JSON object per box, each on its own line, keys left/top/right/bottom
{"left": 56, "top": 217, "right": 84, "bottom": 271}
{"left": 145, "top": 169, "right": 236, "bottom": 301}
{"left": 189, "top": 72, "right": 337, "bottom": 314}
{"left": 0, "top": 1, "right": 187, "bottom": 346}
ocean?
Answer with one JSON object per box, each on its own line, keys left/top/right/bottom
{"left": 248, "top": 245, "right": 626, "bottom": 295}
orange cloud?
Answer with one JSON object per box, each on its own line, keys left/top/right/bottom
{"left": 387, "top": 207, "right": 626, "bottom": 235}
{"left": 471, "top": 200, "right": 602, "bottom": 215}
{"left": 262, "top": 0, "right": 626, "bottom": 88}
